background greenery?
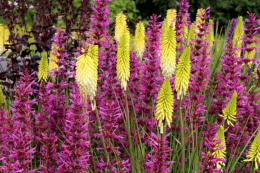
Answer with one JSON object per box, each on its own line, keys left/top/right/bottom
{"left": 110, "top": 0, "right": 260, "bottom": 30}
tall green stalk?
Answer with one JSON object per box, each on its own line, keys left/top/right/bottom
{"left": 124, "top": 90, "right": 134, "bottom": 170}
{"left": 94, "top": 101, "right": 110, "bottom": 164}
{"left": 178, "top": 99, "right": 185, "bottom": 173}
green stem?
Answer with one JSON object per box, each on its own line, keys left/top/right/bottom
{"left": 124, "top": 90, "right": 134, "bottom": 170}
{"left": 94, "top": 102, "right": 110, "bottom": 164}
{"left": 83, "top": 105, "right": 97, "bottom": 173}
{"left": 178, "top": 99, "right": 185, "bottom": 173}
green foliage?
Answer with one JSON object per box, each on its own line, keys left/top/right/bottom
{"left": 110, "top": 0, "right": 142, "bottom": 33}
{"left": 135, "top": 0, "right": 260, "bottom": 29}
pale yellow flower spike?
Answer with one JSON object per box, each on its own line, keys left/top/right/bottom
{"left": 183, "top": 16, "right": 188, "bottom": 39}
{"left": 116, "top": 29, "right": 130, "bottom": 91}
{"left": 187, "top": 23, "right": 195, "bottom": 44}
{"left": 175, "top": 47, "right": 191, "bottom": 100}
{"left": 76, "top": 44, "right": 99, "bottom": 103}
{"left": 0, "top": 24, "right": 4, "bottom": 53}
{"left": 220, "top": 91, "right": 237, "bottom": 126}
{"left": 4, "top": 25, "right": 10, "bottom": 46}
{"left": 213, "top": 125, "right": 226, "bottom": 169}
{"left": 195, "top": 8, "right": 205, "bottom": 24}
{"left": 134, "top": 21, "right": 145, "bottom": 58}
{"left": 244, "top": 127, "right": 260, "bottom": 170}
{"left": 0, "top": 83, "right": 5, "bottom": 104}
{"left": 38, "top": 52, "right": 49, "bottom": 82}
{"left": 208, "top": 19, "right": 214, "bottom": 49}
{"left": 49, "top": 44, "right": 59, "bottom": 73}
{"left": 155, "top": 77, "right": 174, "bottom": 134}
{"left": 160, "top": 18, "right": 177, "bottom": 78}
{"left": 115, "top": 12, "right": 127, "bottom": 42}
{"left": 195, "top": 8, "right": 205, "bottom": 33}
{"left": 245, "top": 42, "right": 256, "bottom": 67}
{"left": 233, "top": 16, "right": 244, "bottom": 57}
{"left": 166, "top": 9, "right": 177, "bottom": 29}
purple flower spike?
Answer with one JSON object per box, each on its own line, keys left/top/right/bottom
{"left": 140, "top": 14, "right": 163, "bottom": 116}
{"left": 57, "top": 83, "right": 90, "bottom": 172}
{"left": 145, "top": 133, "right": 174, "bottom": 173}
{"left": 0, "top": 70, "right": 37, "bottom": 172}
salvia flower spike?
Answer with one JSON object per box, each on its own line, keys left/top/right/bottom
{"left": 220, "top": 91, "right": 237, "bottom": 126}
{"left": 161, "top": 14, "right": 177, "bottom": 78}
{"left": 38, "top": 52, "right": 49, "bottom": 82}
{"left": 116, "top": 29, "right": 130, "bottom": 91}
{"left": 155, "top": 77, "right": 174, "bottom": 133}
{"left": 134, "top": 21, "right": 145, "bottom": 58}
{"left": 76, "top": 44, "right": 99, "bottom": 104}
{"left": 115, "top": 11, "right": 127, "bottom": 42}
{"left": 244, "top": 127, "right": 260, "bottom": 170}
{"left": 213, "top": 125, "right": 226, "bottom": 169}
{"left": 175, "top": 47, "right": 191, "bottom": 100}
{"left": 233, "top": 16, "right": 244, "bottom": 57}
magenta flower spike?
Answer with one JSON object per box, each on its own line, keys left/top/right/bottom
{"left": 0, "top": 70, "right": 36, "bottom": 172}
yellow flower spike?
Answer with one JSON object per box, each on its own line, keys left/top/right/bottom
{"left": 0, "top": 24, "right": 4, "bottom": 53}
{"left": 134, "top": 21, "right": 145, "bottom": 58}
{"left": 116, "top": 29, "right": 130, "bottom": 91}
{"left": 0, "top": 83, "right": 5, "bottom": 104}
{"left": 245, "top": 42, "right": 256, "bottom": 67}
{"left": 195, "top": 8, "right": 205, "bottom": 24}
{"left": 115, "top": 12, "right": 127, "bottom": 42}
{"left": 155, "top": 77, "right": 174, "bottom": 133}
{"left": 244, "top": 127, "right": 260, "bottom": 170}
{"left": 49, "top": 44, "right": 59, "bottom": 73}
{"left": 195, "top": 8, "right": 205, "bottom": 33}
{"left": 4, "top": 25, "right": 10, "bottom": 45}
{"left": 213, "top": 125, "right": 226, "bottom": 169}
{"left": 160, "top": 21, "right": 176, "bottom": 78}
{"left": 220, "top": 91, "right": 237, "bottom": 126}
{"left": 187, "top": 23, "right": 195, "bottom": 44}
{"left": 175, "top": 47, "right": 191, "bottom": 100}
{"left": 38, "top": 52, "right": 49, "bottom": 82}
{"left": 183, "top": 16, "right": 188, "bottom": 39}
{"left": 208, "top": 19, "right": 214, "bottom": 49}
{"left": 233, "top": 16, "right": 244, "bottom": 57}
{"left": 166, "top": 9, "right": 177, "bottom": 29}
{"left": 76, "top": 44, "right": 99, "bottom": 103}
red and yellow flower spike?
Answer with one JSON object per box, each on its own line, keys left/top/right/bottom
{"left": 175, "top": 47, "right": 191, "bottom": 100}
{"left": 116, "top": 29, "right": 130, "bottom": 91}
{"left": 244, "top": 127, "right": 260, "bottom": 170}
{"left": 76, "top": 44, "right": 99, "bottom": 103}
{"left": 155, "top": 77, "right": 174, "bottom": 133}
{"left": 115, "top": 12, "right": 127, "bottom": 42}
{"left": 38, "top": 52, "right": 49, "bottom": 82}
{"left": 134, "top": 21, "right": 145, "bottom": 58}
{"left": 220, "top": 91, "right": 237, "bottom": 126}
